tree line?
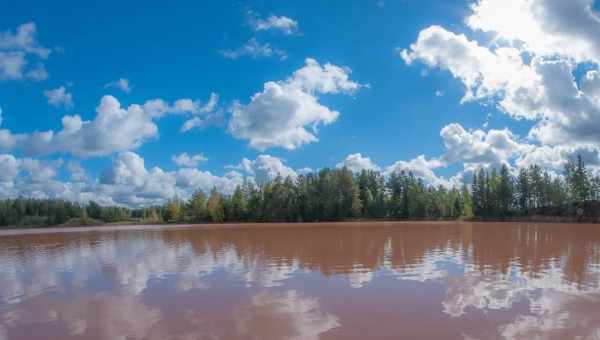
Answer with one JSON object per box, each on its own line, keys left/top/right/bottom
{"left": 1, "top": 156, "right": 599, "bottom": 227}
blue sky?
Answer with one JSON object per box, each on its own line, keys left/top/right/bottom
{"left": 1, "top": 0, "right": 600, "bottom": 206}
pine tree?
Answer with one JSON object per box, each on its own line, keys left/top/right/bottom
{"left": 165, "top": 198, "right": 183, "bottom": 222}
{"left": 79, "top": 207, "right": 89, "bottom": 225}
{"left": 461, "top": 184, "right": 474, "bottom": 218}
{"left": 189, "top": 190, "right": 207, "bottom": 222}
{"left": 229, "top": 186, "right": 248, "bottom": 221}
{"left": 565, "top": 155, "right": 591, "bottom": 202}
{"left": 207, "top": 188, "right": 225, "bottom": 223}
{"left": 516, "top": 168, "right": 529, "bottom": 213}
{"left": 498, "top": 164, "right": 513, "bottom": 216}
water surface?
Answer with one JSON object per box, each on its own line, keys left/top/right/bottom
{"left": 1, "top": 222, "right": 600, "bottom": 340}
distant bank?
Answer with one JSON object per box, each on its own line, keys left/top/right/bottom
{"left": 1, "top": 215, "right": 598, "bottom": 232}
{"left": 2, "top": 157, "right": 599, "bottom": 229}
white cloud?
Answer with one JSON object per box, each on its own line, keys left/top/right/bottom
{"left": 25, "top": 62, "right": 48, "bottom": 81}
{"left": 143, "top": 92, "right": 219, "bottom": 119}
{"left": 20, "top": 158, "right": 62, "bottom": 183}
{"left": 467, "top": 0, "right": 600, "bottom": 64}
{"left": 384, "top": 155, "right": 451, "bottom": 187}
{"left": 0, "top": 151, "right": 250, "bottom": 207}
{"left": 221, "top": 38, "right": 287, "bottom": 60}
{"left": 181, "top": 114, "right": 224, "bottom": 133}
{"left": 516, "top": 144, "right": 600, "bottom": 174}
{"left": 44, "top": 86, "right": 73, "bottom": 109}
{"left": 250, "top": 12, "right": 299, "bottom": 35}
{"left": 229, "top": 58, "right": 363, "bottom": 150}
{"left": 333, "top": 152, "right": 454, "bottom": 188}
{"left": 234, "top": 291, "right": 339, "bottom": 340}
{"left": 0, "top": 22, "right": 50, "bottom": 57}
{"left": 399, "top": 25, "right": 542, "bottom": 120}
{"left": 0, "top": 23, "right": 50, "bottom": 81}
{"left": 526, "top": 59, "right": 600, "bottom": 146}
{"left": 0, "top": 52, "right": 27, "bottom": 80}
{"left": 174, "top": 168, "right": 244, "bottom": 196}
{"left": 336, "top": 153, "right": 380, "bottom": 172}
{"left": 67, "top": 160, "right": 87, "bottom": 182}
{"left": 230, "top": 75, "right": 340, "bottom": 150}
{"left": 100, "top": 151, "right": 149, "bottom": 187}
{"left": 0, "top": 128, "right": 16, "bottom": 150}
{"left": 180, "top": 117, "right": 208, "bottom": 132}
{"left": 440, "top": 123, "right": 528, "bottom": 167}
{"left": 4, "top": 95, "right": 158, "bottom": 157}
{"left": 105, "top": 78, "right": 132, "bottom": 93}
{"left": 0, "top": 154, "right": 19, "bottom": 183}
{"left": 400, "top": 3, "right": 600, "bottom": 177}
{"left": 178, "top": 93, "right": 222, "bottom": 132}
{"left": 140, "top": 99, "right": 170, "bottom": 118}
{"left": 99, "top": 151, "right": 178, "bottom": 205}
{"left": 171, "top": 152, "right": 207, "bottom": 168}
{"left": 200, "top": 92, "right": 219, "bottom": 113}
{"left": 234, "top": 154, "right": 297, "bottom": 183}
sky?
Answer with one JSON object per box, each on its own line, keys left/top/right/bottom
{"left": 1, "top": 0, "right": 600, "bottom": 207}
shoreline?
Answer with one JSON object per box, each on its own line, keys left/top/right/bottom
{"left": 1, "top": 219, "right": 597, "bottom": 236}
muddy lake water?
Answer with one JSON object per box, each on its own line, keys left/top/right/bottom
{"left": 1, "top": 221, "right": 599, "bottom": 339}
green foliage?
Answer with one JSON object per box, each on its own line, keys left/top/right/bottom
{"left": 470, "top": 156, "right": 599, "bottom": 219}
{"left": 164, "top": 198, "right": 184, "bottom": 223}
{"left": 2, "top": 155, "right": 599, "bottom": 227}
{"left": 188, "top": 190, "right": 207, "bottom": 222}
{"left": 207, "top": 187, "right": 225, "bottom": 223}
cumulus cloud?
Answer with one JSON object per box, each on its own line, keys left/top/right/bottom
{"left": 143, "top": 92, "right": 222, "bottom": 133}
{"left": 3, "top": 95, "right": 158, "bottom": 157}
{"left": 178, "top": 93, "right": 223, "bottom": 132}
{"left": 220, "top": 38, "right": 287, "bottom": 60}
{"left": 0, "top": 22, "right": 50, "bottom": 81}
{"left": 105, "top": 78, "right": 132, "bottom": 93}
{"left": 99, "top": 151, "right": 183, "bottom": 206}
{"left": 0, "top": 154, "right": 19, "bottom": 184}
{"left": 336, "top": 153, "right": 380, "bottom": 172}
{"left": 143, "top": 93, "right": 218, "bottom": 118}
{"left": 174, "top": 168, "right": 244, "bottom": 196}
{"left": 201, "top": 92, "right": 219, "bottom": 113}
{"left": 67, "top": 160, "right": 87, "bottom": 182}
{"left": 0, "top": 154, "right": 71, "bottom": 199}
{"left": 0, "top": 22, "right": 50, "bottom": 57}
{"left": 234, "top": 291, "right": 340, "bottom": 340}
{"left": 0, "top": 151, "right": 254, "bottom": 207}
{"left": 333, "top": 152, "right": 454, "bottom": 188}
{"left": 440, "top": 123, "right": 528, "bottom": 167}
{"left": 233, "top": 154, "right": 297, "bottom": 183}
{"left": 526, "top": 59, "right": 600, "bottom": 146}
{"left": 229, "top": 58, "right": 363, "bottom": 150}
{"left": 385, "top": 155, "right": 451, "bottom": 187}
{"left": 0, "top": 52, "right": 27, "bottom": 80}
{"left": 516, "top": 144, "right": 600, "bottom": 174}
{"left": 399, "top": 0, "right": 600, "bottom": 178}
{"left": 44, "top": 86, "right": 73, "bottom": 109}
{"left": 0, "top": 127, "right": 16, "bottom": 150}
{"left": 467, "top": 0, "right": 600, "bottom": 64}
{"left": 20, "top": 158, "right": 62, "bottom": 183}
{"left": 179, "top": 115, "right": 220, "bottom": 132}
{"left": 249, "top": 12, "right": 299, "bottom": 35}
{"left": 399, "top": 25, "right": 542, "bottom": 119}
{"left": 171, "top": 152, "right": 207, "bottom": 168}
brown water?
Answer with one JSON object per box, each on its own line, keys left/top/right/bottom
{"left": 1, "top": 222, "right": 599, "bottom": 340}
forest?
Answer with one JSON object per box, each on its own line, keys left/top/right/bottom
{"left": 1, "top": 156, "right": 599, "bottom": 227}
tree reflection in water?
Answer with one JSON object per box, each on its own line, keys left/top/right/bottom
{"left": 0, "top": 222, "right": 599, "bottom": 339}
